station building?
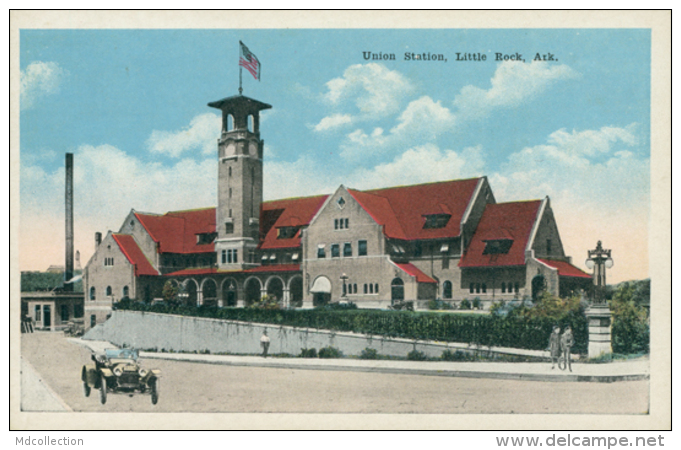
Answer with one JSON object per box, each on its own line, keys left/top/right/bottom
{"left": 84, "top": 93, "right": 591, "bottom": 327}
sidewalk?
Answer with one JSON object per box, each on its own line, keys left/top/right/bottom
{"left": 69, "top": 338, "right": 649, "bottom": 383}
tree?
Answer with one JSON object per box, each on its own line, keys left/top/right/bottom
{"left": 162, "top": 281, "right": 179, "bottom": 304}
{"left": 609, "top": 281, "right": 649, "bottom": 354}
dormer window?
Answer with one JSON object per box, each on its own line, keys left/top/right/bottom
{"left": 196, "top": 232, "right": 217, "bottom": 245}
{"left": 423, "top": 214, "right": 451, "bottom": 229}
{"left": 277, "top": 226, "right": 299, "bottom": 239}
{"left": 483, "top": 239, "right": 513, "bottom": 255}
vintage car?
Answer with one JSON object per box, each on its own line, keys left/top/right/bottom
{"left": 81, "top": 348, "right": 160, "bottom": 405}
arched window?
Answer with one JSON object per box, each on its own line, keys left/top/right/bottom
{"left": 89, "top": 286, "right": 96, "bottom": 301}
{"left": 482, "top": 283, "right": 487, "bottom": 294}
{"left": 501, "top": 282, "right": 506, "bottom": 293}
{"left": 248, "top": 114, "right": 254, "bottom": 132}
{"left": 122, "top": 286, "right": 129, "bottom": 298}
{"left": 374, "top": 283, "right": 379, "bottom": 294}
{"left": 475, "top": 283, "right": 481, "bottom": 294}
{"left": 106, "top": 286, "right": 112, "bottom": 296}
{"left": 226, "top": 114, "right": 234, "bottom": 131}
{"left": 515, "top": 282, "right": 520, "bottom": 294}
{"left": 443, "top": 280, "right": 452, "bottom": 299}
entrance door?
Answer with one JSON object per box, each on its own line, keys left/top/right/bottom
{"left": 391, "top": 278, "right": 405, "bottom": 304}
{"left": 43, "top": 305, "right": 51, "bottom": 328}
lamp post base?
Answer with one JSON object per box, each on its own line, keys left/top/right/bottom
{"left": 585, "top": 304, "right": 613, "bottom": 358}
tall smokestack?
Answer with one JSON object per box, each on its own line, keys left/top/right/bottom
{"left": 64, "top": 153, "right": 74, "bottom": 292}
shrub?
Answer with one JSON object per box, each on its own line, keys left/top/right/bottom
{"left": 428, "top": 299, "right": 453, "bottom": 310}
{"left": 490, "top": 300, "right": 506, "bottom": 315}
{"left": 360, "top": 347, "right": 379, "bottom": 359}
{"left": 316, "top": 301, "right": 357, "bottom": 311}
{"left": 299, "top": 348, "right": 317, "bottom": 358}
{"left": 610, "top": 282, "right": 649, "bottom": 354}
{"left": 441, "top": 349, "right": 470, "bottom": 361}
{"left": 472, "top": 298, "right": 482, "bottom": 310}
{"left": 459, "top": 299, "right": 472, "bottom": 310}
{"left": 407, "top": 349, "right": 428, "bottom": 361}
{"left": 318, "top": 346, "right": 343, "bottom": 359}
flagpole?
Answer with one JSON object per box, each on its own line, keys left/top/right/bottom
{"left": 239, "top": 65, "right": 243, "bottom": 95}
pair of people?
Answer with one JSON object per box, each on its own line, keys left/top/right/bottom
{"left": 549, "top": 325, "right": 574, "bottom": 371}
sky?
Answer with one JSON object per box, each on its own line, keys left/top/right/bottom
{"left": 19, "top": 29, "right": 651, "bottom": 283}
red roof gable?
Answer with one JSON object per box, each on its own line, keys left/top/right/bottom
{"left": 348, "top": 178, "right": 481, "bottom": 241}
{"left": 459, "top": 200, "right": 542, "bottom": 268}
{"left": 259, "top": 195, "right": 328, "bottom": 250}
{"left": 135, "top": 208, "right": 216, "bottom": 254}
{"left": 539, "top": 259, "right": 592, "bottom": 279}
{"left": 393, "top": 262, "right": 437, "bottom": 284}
{"left": 112, "top": 234, "right": 159, "bottom": 276}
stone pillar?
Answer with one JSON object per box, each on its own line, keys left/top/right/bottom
{"left": 196, "top": 289, "right": 203, "bottom": 307}
{"left": 585, "top": 305, "right": 612, "bottom": 358}
{"left": 283, "top": 288, "right": 290, "bottom": 309}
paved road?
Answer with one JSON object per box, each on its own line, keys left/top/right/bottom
{"left": 21, "top": 332, "right": 649, "bottom": 414}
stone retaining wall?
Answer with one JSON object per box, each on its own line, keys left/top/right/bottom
{"left": 83, "top": 310, "right": 547, "bottom": 360}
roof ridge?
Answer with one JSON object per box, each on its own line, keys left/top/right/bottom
{"left": 360, "top": 176, "right": 482, "bottom": 194}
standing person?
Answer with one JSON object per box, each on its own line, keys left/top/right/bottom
{"left": 549, "top": 326, "right": 561, "bottom": 369}
{"left": 561, "top": 326, "right": 574, "bottom": 372}
{"left": 260, "top": 329, "right": 270, "bottom": 358}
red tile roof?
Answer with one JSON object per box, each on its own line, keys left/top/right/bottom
{"left": 539, "top": 259, "right": 592, "bottom": 279}
{"left": 112, "top": 234, "right": 159, "bottom": 276}
{"left": 259, "top": 195, "right": 328, "bottom": 249}
{"left": 393, "top": 262, "right": 437, "bottom": 284}
{"left": 459, "top": 200, "right": 542, "bottom": 268}
{"left": 348, "top": 178, "right": 481, "bottom": 240}
{"left": 135, "top": 208, "right": 216, "bottom": 254}
{"left": 164, "top": 264, "right": 301, "bottom": 277}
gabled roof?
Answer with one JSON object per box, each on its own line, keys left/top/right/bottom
{"left": 112, "top": 234, "right": 159, "bottom": 276}
{"left": 459, "top": 200, "right": 542, "bottom": 268}
{"left": 348, "top": 178, "right": 481, "bottom": 241}
{"left": 259, "top": 195, "right": 328, "bottom": 249}
{"left": 134, "top": 208, "right": 216, "bottom": 254}
{"left": 539, "top": 259, "right": 592, "bottom": 279}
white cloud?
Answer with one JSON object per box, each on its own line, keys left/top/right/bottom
{"left": 146, "top": 113, "right": 221, "bottom": 158}
{"left": 489, "top": 124, "right": 649, "bottom": 283}
{"left": 454, "top": 61, "right": 578, "bottom": 120}
{"left": 20, "top": 61, "right": 67, "bottom": 110}
{"left": 20, "top": 144, "right": 217, "bottom": 270}
{"left": 313, "top": 114, "right": 353, "bottom": 132}
{"left": 346, "top": 144, "right": 485, "bottom": 190}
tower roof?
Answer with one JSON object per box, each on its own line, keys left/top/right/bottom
{"left": 207, "top": 94, "right": 272, "bottom": 111}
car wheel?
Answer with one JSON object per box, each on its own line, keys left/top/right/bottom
{"left": 99, "top": 374, "right": 107, "bottom": 405}
{"left": 83, "top": 381, "right": 91, "bottom": 397}
{"left": 150, "top": 378, "right": 159, "bottom": 405}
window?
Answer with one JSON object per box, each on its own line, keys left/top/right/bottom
{"left": 343, "top": 242, "right": 352, "bottom": 257}
{"left": 61, "top": 304, "right": 69, "bottom": 322}
{"left": 74, "top": 304, "right": 83, "bottom": 318}
{"left": 515, "top": 282, "right": 520, "bottom": 294}
{"left": 34, "top": 305, "right": 41, "bottom": 322}
{"left": 222, "top": 250, "right": 227, "bottom": 264}
{"left": 123, "top": 286, "right": 129, "bottom": 298}
{"left": 90, "top": 314, "right": 96, "bottom": 328}
{"left": 224, "top": 249, "right": 238, "bottom": 264}
{"left": 483, "top": 239, "right": 513, "bottom": 255}
{"left": 475, "top": 283, "right": 481, "bottom": 294}
{"left": 414, "top": 242, "right": 423, "bottom": 257}
{"left": 196, "top": 232, "right": 216, "bottom": 245}
{"left": 358, "top": 240, "right": 367, "bottom": 256}
{"left": 547, "top": 239, "right": 552, "bottom": 254}
{"left": 363, "top": 284, "right": 368, "bottom": 294}
{"left": 106, "top": 286, "right": 112, "bottom": 296}
{"left": 337, "top": 196, "right": 346, "bottom": 209}
{"left": 369, "top": 283, "right": 374, "bottom": 294}
{"left": 374, "top": 284, "right": 379, "bottom": 294}
{"left": 277, "top": 227, "right": 299, "bottom": 239}
{"left": 501, "top": 282, "right": 506, "bottom": 293}
{"left": 443, "top": 281, "right": 452, "bottom": 299}
{"left": 104, "top": 257, "right": 114, "bottom": 266}
{"left": 90, "top": 286, "right": 96, "bottom": 301}
{"left": 423, "top": 214, "right": 451, "bottom": 229}
{"left": 334, "top": 218, "right": 350, "bottom": 230}
{"left": 228, "top": 166, "right": 232, "bottom": 177}
{"left": 469, "top": 283, "right": 474, "bottom": 294}
{"left": 331, "top": 244, "right": 340, "bottom": 258}
{"left": 482, "top": 283, "right": 487, "bottom": 294}
{"left": 225, "top": 222, "right": 234, "bottom": 234}
{"left": 317, "top": 245, "right": 326, "bottom": 258}
{"left": 353, "top": 283, "right": 358, "bottom": 294}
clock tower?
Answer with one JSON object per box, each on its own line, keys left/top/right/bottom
{"left": 208, "top": 95, "right": 271, "bottom": 270}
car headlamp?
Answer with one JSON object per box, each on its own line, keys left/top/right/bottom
{"left": 139, "top": 368, "right": 148, "bottom": 377}
{"left": 113, "top": 367, "right": 123, "bottom": 377}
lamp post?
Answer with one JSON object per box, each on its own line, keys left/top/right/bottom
{"left": 585, "top": 240, "right": 614, "bottom": 304}
{"left": 340, "top": 273, "right": 349, "bottom": 298}
{"left": 584, "top": 241, "right": 614, "bottom": 358}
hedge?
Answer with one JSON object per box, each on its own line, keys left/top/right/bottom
{"left": 115, "top": 301, "right": 588, "bottom": 353}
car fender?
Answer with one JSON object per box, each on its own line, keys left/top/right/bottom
{"left": 99, "top": 368, "right": 114, "bottom": 378}
{"left": 150, "top": 369, "right": 161, "bottom": 378}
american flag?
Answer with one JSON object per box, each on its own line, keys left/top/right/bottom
{"left": 239, "top": 41, "right": 260, "bottom": 81}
